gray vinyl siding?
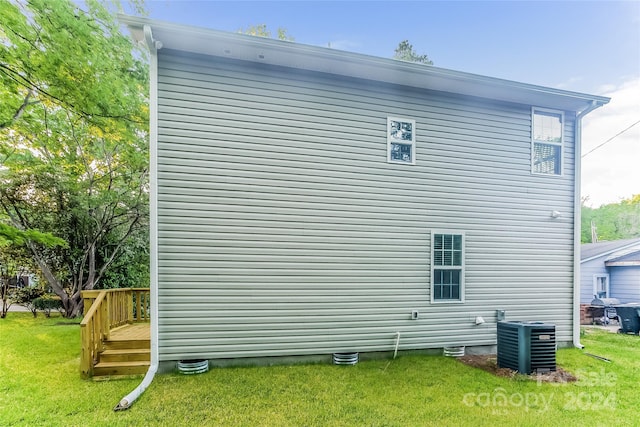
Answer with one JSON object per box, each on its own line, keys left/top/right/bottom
{"left": 610, "top": 267, "right": 640, "bottom": 303}
{"left": 156, "top": 49, "right": 577, "bottom": 362}
{"left": 580, "top": 257, "right": 608, "bottom": 303}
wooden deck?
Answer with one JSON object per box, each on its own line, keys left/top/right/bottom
{"left": 92, "top": 322, "right": 151, "bottom": 379}
{"left": 110, "top": 323, "right": 150, "bottom": 341}
{"left": 80, "top": 288, "right": 151, "bottom": 379}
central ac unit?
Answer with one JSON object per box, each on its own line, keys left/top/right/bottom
{"left": 497, "top": 321, "right": 556, "bottom": 374}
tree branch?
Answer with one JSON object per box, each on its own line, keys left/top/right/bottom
{"left": 0, "top": 89, "right": 39, "bottom": 129}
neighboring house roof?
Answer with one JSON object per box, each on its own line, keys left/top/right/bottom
{"left": 581, "top": 238, "right": 640, "bottom": 263}
{"left": 606, "top": 248, "right": 640, "bottom": 267}
{"left": 120, "top": 15, "right": 609, "bottom": 114}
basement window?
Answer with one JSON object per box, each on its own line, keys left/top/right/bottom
{"left": 431, "top": 231, "right": 465, "bottom": 303}
{"left": 387, "top": 117, "right": 416, "bottom": 165}
{"left": 532, "top": 108, "right": 564, "bottom": 176}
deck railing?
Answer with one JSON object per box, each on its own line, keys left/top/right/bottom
{"left": 80, "top": 288, "right": 150, "bottom": 378}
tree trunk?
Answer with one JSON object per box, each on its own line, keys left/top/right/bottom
{"left": 65, "top": 298, "right": 84, "bottom": 318}
{"left": 1, "top": 296, "right": 9, "bottom": 319}
{"left": 1, "top": 276, "right": 11, "bottom": 318}
{"left": 27, "top": 244, "right": 84, "bottom": 318}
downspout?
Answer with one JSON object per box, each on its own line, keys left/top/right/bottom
{"left": 572, "top": 100, "right": 603, "bottom": 349}
{"left": 114, "top": 24, "right": 162, "bottom": 411}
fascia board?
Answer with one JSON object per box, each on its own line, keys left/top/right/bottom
{"left": 119, "top": 15, "right": 609, "bottom": 113}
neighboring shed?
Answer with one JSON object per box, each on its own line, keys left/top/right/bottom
{"left": 121, "top": 16, "right": 609, "bottom": 371}
{"left": 581, "top": 238, "right": 640, "bottom": 304}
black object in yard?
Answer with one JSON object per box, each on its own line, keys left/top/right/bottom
{"left": 497, "top": 321, "right": 556, "bottom": 375}
{"left": 614, "top": 304, "right": 640, "bottom": 335}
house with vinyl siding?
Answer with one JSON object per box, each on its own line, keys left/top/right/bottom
{"left": 580, "top": 238, "right": 640, "bottom": 307}
{"left": 122, "top": 16, "right": 609, "bottom": 370}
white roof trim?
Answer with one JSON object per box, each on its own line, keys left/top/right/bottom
{"left": 119, "top": 15, "right": 609, "bottom": 113}
{"left": 605, "top": 260, "right": 640, "bottom": 267}
{"left": 605, "top": 247, "right": 640, "bottom": 262}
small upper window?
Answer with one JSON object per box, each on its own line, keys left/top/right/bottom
{"left": 387, "top": 117, "right": 416, "bottom": 165}
{"left": 532, "top": 108, "right": 564, "bottom": 175}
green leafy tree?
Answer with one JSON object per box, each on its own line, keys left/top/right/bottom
{"left": 0, "top": 0, "right": 147, "bottom": 129}
{"left": 0, "top": 222, "right": 66, "bottom": 318}
{"left": 0, "top": 0, "right": 149, "bottom": 317}
{"left": 393, "top": 40, "right": 433, "bottom": 65}
{"left": 239, "top": 24, "right": 294, "bottom": 41}
{"left": 581, "top": 194, "right": 640, "bottom": 243}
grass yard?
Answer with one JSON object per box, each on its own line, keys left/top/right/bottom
{"left": 1, "top": 313, "right": 639, "bottom": 426}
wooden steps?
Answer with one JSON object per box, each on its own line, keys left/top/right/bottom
{"left": 93, "top": 360, "right": 150, "bottom": 377}
{"left": 99, "top": 348, "right": 151, "bottom": 363}
{"left": 91, "top": 323, "right": 151, "bottom": 379}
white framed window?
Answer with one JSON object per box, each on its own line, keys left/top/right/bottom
{"left": 431, "top": 231, "right": 465, "bottom": 303}
{"left": 387, "top": 116, "right": 416, "bottom": 165}
{"left": 593, "top": 274, "right": 610, "bottom": 299}
{"left": 532, "top": 107, "right": 564, "bottom": 176}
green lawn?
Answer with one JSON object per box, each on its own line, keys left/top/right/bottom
{"left": 1, "top": 313, "right": 639, "bottom": 426}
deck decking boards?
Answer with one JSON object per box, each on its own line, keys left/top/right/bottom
{"left": 92, "top": 323, "right": 151, "bottom": 378}
{"left": 109, "top": 323, "right": 150, "bottom": 341}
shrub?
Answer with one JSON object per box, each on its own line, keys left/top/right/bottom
{"left": 13, "top": 287, "right": 45, "bottom": 317}
{"left": 33, "top": 295, "right": 63, "bottom": 318}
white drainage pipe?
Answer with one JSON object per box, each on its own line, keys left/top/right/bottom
{"left": 393, "top": 332, "right": 401, "bottom": 359}
{"left": 114, "top": 364, "right": 158, "bottom": 411}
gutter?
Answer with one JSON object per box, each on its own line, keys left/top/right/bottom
{"left": 117, "top": 15, "right": 609, "bottom": 113}
{"left": 572, "top": 100, "right": 607, "bottom": 349}
{"left": 114, "top": 24, "right": 162, "bottom": 411}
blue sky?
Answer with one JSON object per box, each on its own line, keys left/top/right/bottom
{"left": 144, "top": 0, "right": 640, "bottom": 206}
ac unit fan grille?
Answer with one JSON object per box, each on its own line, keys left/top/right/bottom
{"left": 497, "top": 321, "right": 556, "bottom": 374}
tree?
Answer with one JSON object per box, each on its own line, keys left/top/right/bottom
{"left": 393, "top": 40, "right": 433, "bottom": 65}
{"left": 0, "top": 222, "right": 66, "bottom": 318}
{"left": 0, "top": 0, "right": 146, "bottom": 129}
{"left": 238, "top": 24, "right": 294, "bottom": 41}
{"left": 0, "top": 0, "right": 149, "bottom": 317}
{"left": 581, "top": 194, "right": 640, "bottom": 243}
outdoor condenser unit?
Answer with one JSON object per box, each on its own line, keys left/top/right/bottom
{"left": 497, "top": 321, "right": 556, "bottom": 374}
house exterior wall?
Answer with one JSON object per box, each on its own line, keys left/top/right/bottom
{"left": 610, "top": 266, "right": 640, "bottom": 303}
{"left": 580, "top": 257, "right": 609, "bottom": 303}
{"left": 155, "top": 48, "right": 578, "bottom": 363}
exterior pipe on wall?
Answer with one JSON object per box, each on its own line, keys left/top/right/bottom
{"left": 393, "top": 332, "right": 401, "bottom": 359}
{"left": 572, "top": 100, "right": 604, "bottom": 349}
{"left": 114, "top": 24, "right": 161, "bottom": 411}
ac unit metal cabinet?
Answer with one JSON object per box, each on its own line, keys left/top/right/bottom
{"left": 497, "top": 321, "right": 556, "bottom": 374}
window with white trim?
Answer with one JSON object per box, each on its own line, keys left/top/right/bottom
{"left": 431, "top": 232, "right": 464, "bottom": 302}
{"left": 532, "top": 108, "right": 564, "bottom": 175}
{"left": 387, "top": 117, "right": 415, "bottom": 164}
{"left": 593, "top": 274, "right": 610, "bottom": 299}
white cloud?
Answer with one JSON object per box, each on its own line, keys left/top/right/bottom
{"left": 581, "top": 77, "right": 640, "bottom": 207}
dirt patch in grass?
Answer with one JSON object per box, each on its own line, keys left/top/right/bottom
{"left": 457, "top": 355, "right": 577, "bottom": 383}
